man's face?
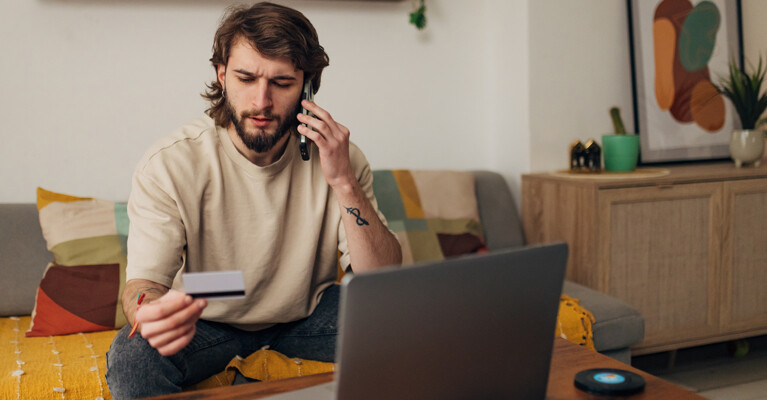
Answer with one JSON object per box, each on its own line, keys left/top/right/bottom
{"left": 218, "top": 38, "right": 304, "bottom": 154}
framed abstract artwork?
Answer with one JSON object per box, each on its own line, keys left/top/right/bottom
{"left": 628, "top": 0, "right": 743, "bottom": 163}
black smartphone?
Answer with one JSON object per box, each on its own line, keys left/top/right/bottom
{"left": 299, "top": 81, "right": 315, "bottom": 161}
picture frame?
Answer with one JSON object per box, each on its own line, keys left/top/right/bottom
{"left": 628, "top": 0, "right": 743, "bottom": 163}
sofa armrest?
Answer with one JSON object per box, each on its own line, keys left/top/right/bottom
{"left": 0, "top": 204, "right": 51, "bottom": 316}
{"left": 562, "top": 281, "right": 644, "bottom": 354}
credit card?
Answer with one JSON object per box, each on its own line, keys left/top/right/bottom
{"left": 182, "top": 271, "right": 246, "bottom": 300}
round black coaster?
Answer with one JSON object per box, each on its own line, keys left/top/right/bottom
{"left": 574, "top": 368, "right": 646, "bottom": 396}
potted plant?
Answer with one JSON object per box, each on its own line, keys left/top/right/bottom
{"left": 715, "top": 56, "right": 767, "bottom": 167}
{"left": 602, "top": 107, "right": 640, "bottom": 172}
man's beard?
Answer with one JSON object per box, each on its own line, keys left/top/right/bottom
{"left": 226, "top": 98, "right": 300, "bottom": 154}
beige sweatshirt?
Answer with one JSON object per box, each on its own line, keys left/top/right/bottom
{"left": 126, "top": 116, "right": 385, "bottom": 331}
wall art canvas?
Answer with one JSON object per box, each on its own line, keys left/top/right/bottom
{"left": 629, "top": 0, "right": 742, "bottom": 163}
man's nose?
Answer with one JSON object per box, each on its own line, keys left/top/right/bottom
{"left": 251, "top": 82, "right": 273, "bottom": 110}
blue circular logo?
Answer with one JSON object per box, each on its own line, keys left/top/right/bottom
{"left": 594, "top": 372, "right": 626, "bottom": 384}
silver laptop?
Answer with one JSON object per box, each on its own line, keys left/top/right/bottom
{"left": 263, "top": 242, "right": 568, "bottom": 400}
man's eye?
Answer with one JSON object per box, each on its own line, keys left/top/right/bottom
{"left": 238, "top": 77, "right": 254, "bottom": 83}
{"left": 273, "top": 82, "right": 290, "bottom": 88}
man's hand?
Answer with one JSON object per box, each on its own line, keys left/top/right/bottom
{"left": 296, "top": 100, "right": 356, "bottom": 190}
{"left": 135, "top": 290, "right": 207, "bottom": 356}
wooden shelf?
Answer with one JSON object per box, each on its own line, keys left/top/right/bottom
{"left": 522, "top": 161, "right": 767, "bottom": 354}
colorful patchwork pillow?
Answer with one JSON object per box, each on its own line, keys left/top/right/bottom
{"left": 372, "top": 170, "right": 487, "bottom": 265}
{"left": 27, "top": 188, "right": 129, "bottom": 337}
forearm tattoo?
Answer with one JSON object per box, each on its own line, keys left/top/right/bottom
{"left": 344, "top": 206, "right": 369, "bottom": 226}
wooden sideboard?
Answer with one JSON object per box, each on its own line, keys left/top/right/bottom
{"left": 522, "top": 162, "right": 767, "bottom": 355}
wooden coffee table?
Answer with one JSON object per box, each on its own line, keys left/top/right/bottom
{"left": 147, "top": 338, "right": 705, "bottom": 399}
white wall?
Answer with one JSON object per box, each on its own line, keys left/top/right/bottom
{"left": 741, "top": 0, "right": 767, "bottom": 64}
{"left": 1, "top": 0, "right": 765, "bottom": 205}
{"left": 529, "top": 0, "right": 633, "bottom": 173}
{"left": 0, "top": 0, "right": 526, "bottom": 203}
{"left": 484, "top": 0, "right": 529, "bottom": 203}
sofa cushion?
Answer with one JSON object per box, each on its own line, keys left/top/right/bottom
{"left": 26, "top": 188, "right": 129, "bottom": 337}
{"left": 472, "top": 170, "right": 525, "bottom": 250}
{"left": 372, "top": 170, "right": 487, "bottom": 264}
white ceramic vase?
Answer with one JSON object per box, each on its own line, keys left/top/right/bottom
{"left": 729, "top": 130, "right": 765, "bottom": 168}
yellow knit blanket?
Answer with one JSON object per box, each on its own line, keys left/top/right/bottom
{"left": 0, "top": 316, "right": 113, "bottom": 400}
{"left": 1, "top": 298, "right": 593, "bottom": 397}
{"left": 556, "top": 295, "right": 595, "bottom": 349}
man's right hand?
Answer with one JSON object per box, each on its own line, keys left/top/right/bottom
{"left": 134, "top": 290, "right": 207, "bottom": 356}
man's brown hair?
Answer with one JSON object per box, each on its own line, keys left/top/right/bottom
{"left": 202, "top": 2, "right": 330, "bottom": 126}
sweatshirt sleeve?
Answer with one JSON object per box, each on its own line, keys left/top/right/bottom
{"left": 125, "top": 167, "right": 186, "bottom": 288}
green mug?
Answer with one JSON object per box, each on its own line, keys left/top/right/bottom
{"left": 602, "top": 135, "right": 639, "bottom": 172}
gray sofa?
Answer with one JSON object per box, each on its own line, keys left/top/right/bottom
{"left": 0, "top": 170, "right": 643, "bottom": 364}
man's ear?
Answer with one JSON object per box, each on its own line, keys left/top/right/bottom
{"left": 217, "top": 64, "right": 227, "bottom": 91}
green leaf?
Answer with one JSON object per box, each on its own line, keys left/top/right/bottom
{"left": 716, "top": 55, "right": 767, "bottom": 129}
{"left": 409, "top": 5, "right": 427, "bottom": 30}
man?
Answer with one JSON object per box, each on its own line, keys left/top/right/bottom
{"left": 105, "top": 2, "right": 402, "bottom": 398}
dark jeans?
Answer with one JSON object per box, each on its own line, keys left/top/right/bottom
{"left": 105, "top": 284, "right": 339, "bottom": 399}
